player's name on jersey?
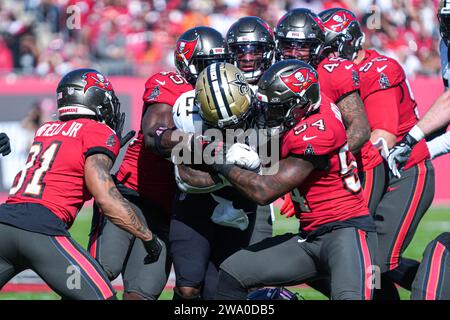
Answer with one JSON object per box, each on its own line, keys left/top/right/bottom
{"left": 36, "top": 121, "right": 83, "bottom": 138}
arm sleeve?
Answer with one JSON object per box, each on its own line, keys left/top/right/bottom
{"left": 364, "top": 87, "right": 400, "bottom": 136}
{"left": 83, "top": 123, "right": 120, "bottom": 162}
{"left": 426, "top": 130, "right": 450, "bottom": 159}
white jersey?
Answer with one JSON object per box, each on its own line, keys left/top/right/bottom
{"left": 171, "top": 90, "right": 249, "bottom": 230}
{"left": 172, "top": 90, "right": 203, "bottom": 134}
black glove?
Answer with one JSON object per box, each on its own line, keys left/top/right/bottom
{"left": 143, "top": 235, "right": 163, "bottom": 264}
{"left": 0, "top": 133, "right": 11, "bottom": 156}
{"left": 387, "top": 133, "right": 417, "bottom": 178}
{"left": 115, "top": 113, "right": 135, "bottom": 148}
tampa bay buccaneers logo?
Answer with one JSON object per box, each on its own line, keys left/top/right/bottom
{"left": 323, "top": 11, "right": 355, "bottom": 33}
{"left": 176, "top": 37, "right": 199, "bottom": 62}
{"left": 82, "top": 72, "right": 113, "bottom": 93}
{"left": 280, "top": 68, "right": 318, "bottom": 94}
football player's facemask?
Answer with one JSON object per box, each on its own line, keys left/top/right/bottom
{"left": 175, "top": 26, "right": 233, "bottom": 85}
{"left": 277, "top": 39, "right": 323, "bottom": 66}
{"left": 247, "top": 287, "right": 299, "bottom": 300}
{"left": 275, "top": 8, "right": 325, "bottom": 66}
{"left": 196, "top": 62, "right": 253, "bottom": 131}
{"left": 319, "top": 8, "right": 365, "bottom": 61}
{"left": 226, "top": 16, "right": 275, "bottom": 84}
{"left": 255, "top": 59, "right": 321, "bottom": 136}
{"left": 439, "top": 0, "right": 450, "bottom": 44}
{"left": 56, "top": 68, "right": 124, "bottom": 135}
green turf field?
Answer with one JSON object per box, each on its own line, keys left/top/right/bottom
{"left": 0, "top": 206, "right": 448, "bottom": 300}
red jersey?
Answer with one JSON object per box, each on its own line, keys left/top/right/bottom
{"left": 281, "top": 95, "right": 369, "bottom": 233}
{"left": 7, "top": 119, "right": 120, "bottom": 227}
{"left": 358, "top": 49, "right": 429, "bottom": 169}
{"left": 115, "top": 72, "right": 193, "bottom": 213}
{"left": 317, "top": 56, "right": 383, "bottom": 172}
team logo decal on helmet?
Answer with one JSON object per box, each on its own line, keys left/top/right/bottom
{"left": 231, "top": 73, "right": 250, "bottom": 95}
{"left": 323, "top": 11, "right": 355, "bottom": 33}
{"left": 313, "top": 16, "right": 325, "bottom": 32}
{"left": 176, "top": 37, "right": 199, "bottom": 62}
{"left": 280, "top": 68, "right": 318, "bottom": 95}
{"left": 82, "top": 72, "right": 113, "bottom": 93}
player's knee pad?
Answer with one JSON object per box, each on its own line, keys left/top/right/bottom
{"left": 173, "top": 286, "right": 201, "bottom": 300}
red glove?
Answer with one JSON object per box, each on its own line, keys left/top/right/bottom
{"left": 280, "top": 193, "right": 295, "bottom": 218}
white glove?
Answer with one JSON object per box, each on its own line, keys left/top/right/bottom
{"left": 372, "top": 137, "right": 390, "bottom": 161}
{"left": 210, "top": 194, "right": 249, "bottom": 231}
{"left": 226, "top": 143, "right": 261, "bottom": 173}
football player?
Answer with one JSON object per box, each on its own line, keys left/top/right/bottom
{"left": 209, "top": 60, "right": 378, "bottom": 300}
{"left": 169, "top": 62, "right": 258, "bottom": 300}
{"left": 275, "top": 9, "right": 384, "bottom": 220}
{"left": 0, "top": 69, "right": 161, "bottom": 300}
{"left": 226, "top": 16, "right": 276, "bottom": 245}
{"left": 321, "top": 8, "right": 435, "bottom": 298}
{"left": 390, "top": 1, "right": 450, "bottom": 300}
{"left": 87, "top": 26, "right": 233, "bottom": 300}
{"left": 0, "top": 132, "right": 10, "bottom": 156}
{"left": 388, "top": 0, "right": 450, "bottom": 173}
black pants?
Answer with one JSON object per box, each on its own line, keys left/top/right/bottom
{"left": 88, "top": 184, "right": 171, "bottom": 299}
{"left": 374, "top": 160, "right": 435, "bottom": 273}
{"left": 217, "top": 227, "right": 378, "bottom": 300}
{"left": 359, "top": 162, "right": 387, "bottom": 215}
{"left": 411, "top": 232, "right": 450, "bottom": 300}
{"left": 0, "top": 223, "right": 115, "bottom": 300}
{"left": 170, "top": 191, "right": 256, "bottom": 299}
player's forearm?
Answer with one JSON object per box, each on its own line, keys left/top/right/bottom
{"left": 143, "top": 127, "right": 183, "bottom": 157}
{"left": 337, "top": 93, "right": 370, "bottom": 153}
{"left": 416, "top": 90, "right": 450, "bottom": 136}
{"left": 370, "top": 129, "right": 397, "bottom": 148}
{"left": 178, "top": 164, "right": 218, "bottom": 188}
{"left": 85, "top": 154, "right": 152, "bottom": 241}
{"left": 215, "top": 165, "right": 283, "bottom": 206}
{"left": 97, "top": 188, "right": 152, "bottom": 241}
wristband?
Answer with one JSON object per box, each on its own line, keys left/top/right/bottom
{"left": 154, "top": 126, "right": 172, "bottom": 156}
{"left": 211, "top": 163, "right": 234, "bottom": 177}
{"left": 408, "top": 125, "right": 425, "bottom": 143}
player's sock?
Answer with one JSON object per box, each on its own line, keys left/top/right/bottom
{"left": 386, "top": 258, "right": 420, "bottom": 291}
{"left": 215, "top": 271, "right": 248, "bottom": 300}
{"left": 372, "top": 275, "right": 400, "bottom": 300}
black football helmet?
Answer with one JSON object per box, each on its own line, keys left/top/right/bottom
{"left": 56, "top": 68, "right": 123, "bottom": 134}
{"left": 319, "top": 8, "right": 364, "bottom": 61}
{"left": 438, "top": 0, "right": 450, "bottom": 44}
{"left": 226, "top": 16, "right": 275, "bottom": 84}
{"left": 275, "top": 8, "right": 325, "bottom": 66}
{"left": 174, "top": 26, "right": 233, "bottom": 85}
{"left": 255, "top": 59, "right": 320, "bottom": 135}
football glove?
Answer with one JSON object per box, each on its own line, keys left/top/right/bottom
{"left": 114, "top": 112, "right": 136, "bottom": 148}
{"left": 0, "top": 133, "right": 11, "bottom": 156}
{"left": 280, "top": 193, "right": 295, "bottom": 218}
{"left": 387, "top": 133, "right": 417, "bottom": 178}
{"left": 142, "top": 235, "right": 163, "bottom": 264}
{"left": 226, "top": 143, "right": 261, "bottom": 173}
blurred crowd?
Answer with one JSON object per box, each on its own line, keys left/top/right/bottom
{"left": 0, "top": 0, "right": 442, "bottom": 78}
